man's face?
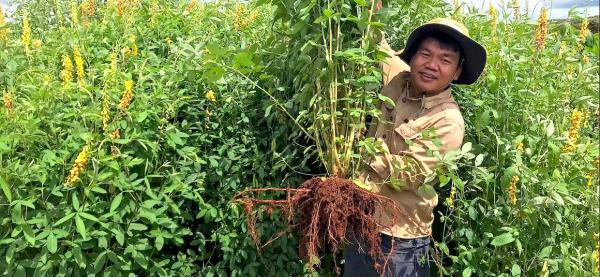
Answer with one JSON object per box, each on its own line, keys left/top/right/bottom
{"left": 409, "top": 37, "right": 462, "bottom": 95}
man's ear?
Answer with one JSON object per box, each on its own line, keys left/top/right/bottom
{"left": 453, "top": 65, "right": 463, "bottom": 81}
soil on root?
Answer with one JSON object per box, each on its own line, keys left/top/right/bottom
{"left": 236, "top": 176, "right": 400, "bottom": 275}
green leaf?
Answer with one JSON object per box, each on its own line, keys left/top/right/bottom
{"left": 110, "top": 193, "right": 123, "bottom": 213}
{"left": 47, "top": 233, "right": 57, "bottom": 254}
{"left": 539, "top": 246, "right": 552, "bottom": 259}
{"left": 72, "top": 192, "right": 80, "bottom": 211}
{"left": 93, "top": 251, "right": 107, "bottom": 273}
{"left": 233, "top": 52, "right": 255, "bottom": 68}
{"left": 474, "top": 154, "right": 484, "bottom": 166}
{"left": 155, "top": 235, "right": 164, "bottom": 251}
{"left": 511, "top": 264, "right": 522, "bottom": 276}
{"left": 491, "top": 233, "right": 515, "bottom": 247}
{"left": 79, "top": 212, "right": 99, "bottom": 222}
{"left": 112, "top": 228, "right": 125, "bottom": 246}
{"left": 54, "top": 212, "right": 75, "bottom": 226}
{"left": 22, "top": 224, "right": 35, "bottom": 246}
{"left": 462, "top": 268, "right": 472, "bottom": 277}
{"left": 75, "top": 214, "right": 87, "bottom": 240}
{"left": 0, "top": 175, "right": 12, "bottom": 202}
{"left": 128, "top": 223, "right": 148, "bottom": 231}
{"left": 461, "top": 142, "right": 472, "bottom": 154}
{"left": 73, "top": 246, "right": 86, "bottom": 268}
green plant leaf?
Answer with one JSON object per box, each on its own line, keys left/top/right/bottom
{"left": 128, "top": 222, "right": 148, "bottom": 231}
{"left": 72, "top": 192, "right": 80, "bottom": 211}
{"left": 491, "top": 233, "right": 515, "bottom": 247}
{"left": 0, "top": 175, "right": 12, "bottom": 202}
{"left": 22, "top": 224, "right": 35, "bottom": 246}
{"left": 110, "top": 192, "right": 123, "bottom": 213}
{"left": 511, "top": 264, "right": 521, "bottom": 276}
{"left": 539, "top": 246, "right": 552, "bottom": 259}
{"left": 155, "top": 235, "right": 164, "bottom": 251}
{"left": 47, "top": 232, "right": 57, "bottom": 254}
{"left": 75, "top": 214, "right": 87, "bottom": 240}
{"left": 54, "top": 212, "right": 75, "bottom": 226}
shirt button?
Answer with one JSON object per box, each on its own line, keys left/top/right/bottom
{"left": 404, "top": 119, "right": 409, "bottom": 123}
{"left": 401, "top": 98, "right": 407, "bottom": 103}
{"left": 382, "top": 134, "right": 387, "bottom": 139}
{"left": 389, "top": 116, "right": 393, "bottom": 121}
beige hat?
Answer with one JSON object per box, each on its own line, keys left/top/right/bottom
{"left": 397, "top": 18, "right": 487, "bottom": 85}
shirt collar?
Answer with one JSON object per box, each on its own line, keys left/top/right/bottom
{"left": 401, "top": 80, "right": 455, "bottom": 109}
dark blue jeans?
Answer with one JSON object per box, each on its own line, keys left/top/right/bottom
{"left": 343, "top": 233, "right": 431, "bottom": 277}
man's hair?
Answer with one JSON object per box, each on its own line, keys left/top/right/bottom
{"left": 409, "top": 31, "right": 463, "bottom": 63}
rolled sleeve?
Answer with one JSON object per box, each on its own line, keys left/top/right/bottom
{"left": 379, "top": 37, "right": 409, "bottom": 86}
{"left": 368, "top": 119, "right": 464, "bottom": 191}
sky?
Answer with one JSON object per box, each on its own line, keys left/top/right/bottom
{"left": 1, "top": 0, "right": 599, "bottom": 19}
{"left": 448, "top": 0, "right": 599, "bottom": 19}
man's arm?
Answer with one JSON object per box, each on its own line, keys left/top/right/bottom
{"left": 373, "top": 0, "right": 409, "bottom": 85}
{"left": 367, "top": 119, "right": 464, "bottom": 191}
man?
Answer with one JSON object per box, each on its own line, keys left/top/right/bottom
{"left": 344, "top": 17, "right": 487, "bottom": 276}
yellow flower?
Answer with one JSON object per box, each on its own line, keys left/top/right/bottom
{"left": 579, "top": 18, "right": 589, "bottom": 45}
{"left": 186, "top": 0, "right": 197, "bottom": 12}
{"left": 3, "top": 89, "right": 13, "bottom": 113}
{"left": 231, "top": 2, "right": 258, "bottom": 31}
{"left": 21, "top": 15, "right": 31, "bottom": 51}
{"left": 562, "top": 109, "right": 584, "bottom": 153}
{"left": 33, "top": 39, "right": 42, "bottom": 49}
{"left": 129, "top": 34, "right": 138, "bottom": 56}
{"left": 593, "top": 233, "right": 599, "bottom": 273}
{"left": 511, "top": 0, "right": 520, "bottom": 21}
{"left": 534, "top": 7, "right": 548, "bottom": 52}
{"left": 119, "top": 80, "right": 134, "bottom": 110}
{"left": 80, "top": 0, "right": 95, "bottom": 17}
{"left": 110, "top": 52, "right": 118, "bottom": 75}
{"left": 122, "top": 46, "right": 131, "bottom": 58}
{"left": 0, "top": 6, "right": 8, "bottom": 41}
{"left": 445, "top": 185, "right": 456, "bottom": 208}
{"left": 566, "top": 64, "right": 576, "bottom": 80}
{"left": 508, "top": 175, "right": 519, "bottom": 205}
{"left": 70, "top": 0, "right": 79, "bottom": 26}
{"left": 540, "top": 260, "right": 549, "bottom": 277}
{"left": 586, "top": 174, "right": 594, "bottom": 189}
{"left": 489, "top": 3, "right": 497, "bottom": 37}
{"left": 583, "top": 55, "right": 589, "bottom": 65}
{"left": 66, "top": 144, "right": 91, "bottom": 186}
{"left": 43, "top": 74, "right": 51, "bottom": 86}
{"left": 73, "top": 47, "right": 85, "bottom": 87}
{"left": 206, "top": 90, "right": 216, "bottom": 102}
{"left": 516, "top": 141, "right": 524, "bottom": 153}
{"left": 594, "top": 158, "right": 600, "bottom": 171}
{"left": 61, "top": 54, "right": 73, "bottom": 87}
{"left": 165, "top": 37, "right": 172, "bottom": 46}
{"left": 109, "top": 128, "right": 120, "bottom": 141}
{"left": 117, "top": 0, "right": 125, "bottom": 17}
{"left": 101, "top": 92, "right": 110, "bottom": 131}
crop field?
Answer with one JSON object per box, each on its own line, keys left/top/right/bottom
{"left": 0, "top": 0, "right": 598, "bottom": 276}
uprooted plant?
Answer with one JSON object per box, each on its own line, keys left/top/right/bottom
{"left": 232, "top": 0, "right": 403, "bottom": 274}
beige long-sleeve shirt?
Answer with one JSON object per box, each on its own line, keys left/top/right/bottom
{"left": 362, "top": 39, "right": 465, "bottom": 238}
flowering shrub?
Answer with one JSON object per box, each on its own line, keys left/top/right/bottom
{"left": 0, "top": 0, "right": 598, "bottom": 276}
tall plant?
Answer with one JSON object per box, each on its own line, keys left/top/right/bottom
{"left": 266, "top": 0, "right": 386, "bottom": 178}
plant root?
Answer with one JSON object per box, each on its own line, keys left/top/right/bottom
{"left": 235, "top": 177, "right": 401, "bottom": 275}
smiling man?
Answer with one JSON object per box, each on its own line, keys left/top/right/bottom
{"left": 344, "top": 18, "right": 487, "bottom": 276}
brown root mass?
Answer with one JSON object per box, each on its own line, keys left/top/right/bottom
{"left": 235, "top": 176, "right": 400, "bottom": 275}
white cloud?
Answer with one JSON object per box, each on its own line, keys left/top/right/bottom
{"left": 450, "top": 0, "right": 599, "bottom": 19}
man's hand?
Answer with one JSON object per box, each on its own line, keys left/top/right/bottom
{"left": 375, "top": 0, "right": 382, "bottom": 12}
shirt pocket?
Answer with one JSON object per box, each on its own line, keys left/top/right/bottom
{"left": 392, "top": 122, "right": 422, "bottom": 152}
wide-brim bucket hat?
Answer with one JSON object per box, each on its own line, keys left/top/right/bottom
{"left": 397, "top": 18, "right": 487, "bottom": 85}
